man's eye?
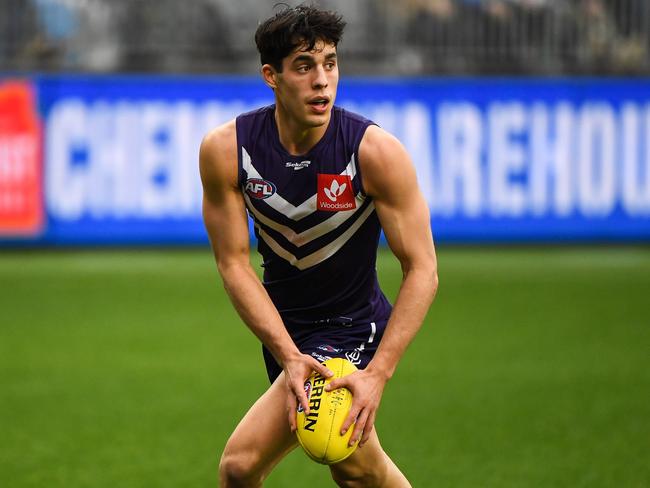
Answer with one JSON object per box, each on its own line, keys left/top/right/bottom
{"left": 297, "top": 65, "right": 310, "bottom": 72}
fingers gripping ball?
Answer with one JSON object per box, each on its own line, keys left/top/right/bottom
{"left": 295, "top": 357, "right": 359, "bottom": 464}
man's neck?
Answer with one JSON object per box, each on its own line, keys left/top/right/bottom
{"left": 274, "top": 105, "right": 330, "bottom": 156}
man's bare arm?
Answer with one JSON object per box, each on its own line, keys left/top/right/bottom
{"left": 199, "top": 121, "right": 332, "bottom": 428}
{"left": 326, "top": 124, "right": 438, "bottom": 446}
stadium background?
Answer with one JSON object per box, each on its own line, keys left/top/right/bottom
{"left": 1, "top": 0, "right": 649, "bottom": 486}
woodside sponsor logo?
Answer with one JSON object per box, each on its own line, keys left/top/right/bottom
{"left": 317, "top": 174, "right": 356, "bottom": 212}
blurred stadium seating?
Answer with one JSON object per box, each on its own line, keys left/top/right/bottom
{"left": 1, "top": 0, "right": 649, "bottom": 75}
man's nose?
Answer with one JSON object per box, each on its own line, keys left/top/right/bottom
{"left": 312, "top": 65, "right": 328, "bottom": 88}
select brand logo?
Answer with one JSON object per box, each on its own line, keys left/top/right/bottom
{"left": 245, "top": 178, "right": 276, "bottom": 199}
{"left": 286, "top": 160, "right": 311, "bottom": 171}
{"left": 317, "top": 174, "right": 356, "bottom": 212}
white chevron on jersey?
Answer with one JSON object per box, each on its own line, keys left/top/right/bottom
{"left": 242, "top": 147, "right": 358, "bottom": 221}
{"left": 255, "top": 202, "right": 376, "bottom": 270}
{"left": 244, "top": 192, "right": 366, "bottom": 247}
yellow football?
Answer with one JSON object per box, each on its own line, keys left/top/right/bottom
{"left": 295, "top": 357, "right": 359, "bottom": 464}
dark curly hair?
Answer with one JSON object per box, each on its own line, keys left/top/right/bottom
{"left": 255, "top": 4, "right": 346, "bottom": 72}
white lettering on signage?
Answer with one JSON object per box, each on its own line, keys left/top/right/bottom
{"left": 435, "top": 103, "right": 483, "bottom": 217}
{"left": 528, "top": 102, "right": 574, "bottom": 217}
{"left": 47, "top": 98, "right": 86, "bottom": 220}
{"left": 621, "top": 103, "right": 650, "bottom": 216}
{"left": 402, "top": 102, "right": 435, "bottom": 209}
{"left": 488, "top": 102, "right": 527, "bottom": 217}
{"left": 44, "top": 97, "right": 650, "bottom": 221}
{"left": 343, "top": 99, "right": 650, "bottom": 219}
{"left": 577, "top": 104, "right": 616, "bottom": 217}
{"left": 46, "top": 99, "right": 255, "bottom": 220}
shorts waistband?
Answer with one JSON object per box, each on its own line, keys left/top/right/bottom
{"left": 312, "top": 316, "right": 353, "bottom": 327}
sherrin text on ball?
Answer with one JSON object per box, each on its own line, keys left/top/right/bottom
{"left": 295, "top": 357, "right": 359, "bottom": 464}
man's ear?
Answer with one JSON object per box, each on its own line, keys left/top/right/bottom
{"left": 261, "top": 64, "right": 279, "bottom": 89}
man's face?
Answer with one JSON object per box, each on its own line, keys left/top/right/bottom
{"left": 272, "top": 40, "right": 339, "bottom": 128}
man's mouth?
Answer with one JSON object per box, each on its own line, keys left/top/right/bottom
{"left": 308, "top": 97, "right": 329, "bottom": 109}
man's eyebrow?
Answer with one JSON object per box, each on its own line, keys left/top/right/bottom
{"left": 292, "top": 54, "right": 315, "bottom": 64}
{"left": 292, "top": 52, "right": 337, "bottom": 64}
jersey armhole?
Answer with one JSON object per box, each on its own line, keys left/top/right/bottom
{"left": 235, "top": 116, "right": 245, "bottom": 190}
{"left": 354, "top": 122, "right": 379, "bottom": 197}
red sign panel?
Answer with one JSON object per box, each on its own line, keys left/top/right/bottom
{"left": 317, "top": 174, "right": 356, "bottom": 212}
{"left": 0, "top": 81, "right": 43, "bottom": 237}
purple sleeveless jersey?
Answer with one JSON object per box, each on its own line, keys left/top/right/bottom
{"left": 236, "top": 105, "right": 392, "bottom": 381}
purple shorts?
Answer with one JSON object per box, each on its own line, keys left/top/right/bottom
{"left": 262, "top": 318, "right": 388, "bottom": 383}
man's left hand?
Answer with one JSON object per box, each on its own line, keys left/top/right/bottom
{"left": 324, "top": 367, "right": 388, "bottom": 447}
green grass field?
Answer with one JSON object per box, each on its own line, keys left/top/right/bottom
{"left": 1, "top": 247, "right": 649, "bottom": 487}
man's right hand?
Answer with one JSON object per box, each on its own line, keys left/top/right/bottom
{"left": 283, "top": 353, "right": 333, "bottom": 432}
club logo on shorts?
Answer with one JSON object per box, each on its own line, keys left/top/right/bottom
{"left": 345, "top": 349, "right": 362, "bottom": 365}
{"left": 245, "top": 178, "right": 276, "bottom": 199}
{"left": 317, "top": 174, "right": 356, "bottom": 211}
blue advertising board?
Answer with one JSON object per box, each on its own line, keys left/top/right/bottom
{"left": 1, "top": 75, "right": 649, "bottom": 244}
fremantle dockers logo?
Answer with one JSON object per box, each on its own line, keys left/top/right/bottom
{"left": 245, "top": 178, "right": 276, "bottom": 199}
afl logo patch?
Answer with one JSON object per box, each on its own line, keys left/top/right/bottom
{"left": 245, "top": 178, "right": 276, "bottom": 199}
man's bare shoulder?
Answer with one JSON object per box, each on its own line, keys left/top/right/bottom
{"left": 359, "top": 124, "right": 413, "bottom": 197}
{"left": 200, "top": 120, "right": 237, "bottom": 167}
{"left": 199, "top": 119, "right": 238, "bottom": 189}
